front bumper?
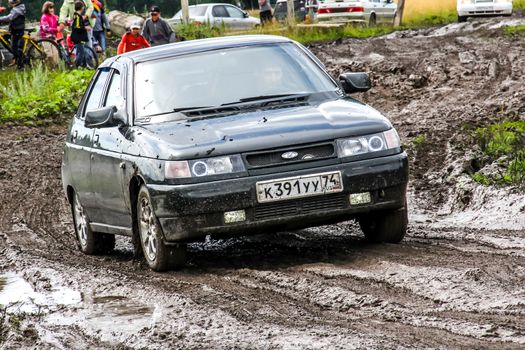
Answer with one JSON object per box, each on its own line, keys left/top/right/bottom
{"left": 457, "top": 3, "right": 512, "bottom": 17}
{"left": 148, "top": 152, "right": 409, "bottom": 242}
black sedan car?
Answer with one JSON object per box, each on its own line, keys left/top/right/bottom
{"left": 61, "top": 35, "right": 409, "bottom": 271}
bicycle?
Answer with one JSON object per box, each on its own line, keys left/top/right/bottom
{"left": 0, "top": 27, "right": 61, "bottom": 69}
{"left": 56, "top": 37, "right": 98, "bottom": 70}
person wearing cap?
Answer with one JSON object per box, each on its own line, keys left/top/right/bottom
{"left": 0, "top": 0, "right": 26, "bottom": 70}
{"left": 141, "top": 5, "right": 175, "bottom": 46}
{"left": 117, "top": 22, "right": 150, "bottom": 54}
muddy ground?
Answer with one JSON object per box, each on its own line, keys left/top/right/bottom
{"left": 1, "top": 15, "right": 525, "bottom": 350}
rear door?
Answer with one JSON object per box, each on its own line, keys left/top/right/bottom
{"left": 211, "top": 5, "right": 233, "bottom": 29}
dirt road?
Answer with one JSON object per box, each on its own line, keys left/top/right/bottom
{"left": 1, "top": 16, "right": 524, "bottom": 349}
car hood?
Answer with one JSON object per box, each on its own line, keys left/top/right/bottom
{"left": 127, "top": 98, "right": 392, "bottom": 160}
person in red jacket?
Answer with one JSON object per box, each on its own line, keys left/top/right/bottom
{"left": 117, "top": 22, "right": 149, "bottom": 54}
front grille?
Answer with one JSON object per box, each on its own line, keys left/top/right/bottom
{"left": 254, "top": 193, "right": 348, "bottom": 221}
{"left": 245, "top": 143, "right": 335, "bottom": 168}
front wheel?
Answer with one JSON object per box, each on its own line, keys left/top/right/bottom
{"left": 27, "top": 39, "right": 61, "bottom": 69}
{"left": 358, "top": 203, "right": 408, "bottom": 243}
{"left": 137, "top": 185, "right": 187, "bottom": 271}
{"left": 458, "top": 16, "right": 467, "bottom": 23}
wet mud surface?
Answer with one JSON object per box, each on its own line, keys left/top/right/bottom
{"left": 1, "top": 16, "right": 525, "bottom": 349}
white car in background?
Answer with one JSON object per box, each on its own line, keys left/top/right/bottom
{"left": 168, "top": 3, "right": 259, "bottom": 30}
{"left": 457, "top": 0, "right": 513, "bottom": 22}
{"left": 317, "top": 0, "right": 397, "bottom": 26}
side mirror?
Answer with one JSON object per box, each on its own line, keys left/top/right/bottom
{"left": 339, "top": 72, "right": 371, "bottom": 94}
{"left": 85, "top": 105, "right": 125, "bottom": 128}
{"left": 243, "top": 11, "right": 249, "bottom": 18}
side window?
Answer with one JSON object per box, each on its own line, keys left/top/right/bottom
{"left": 212, "top": 5, "right": 229, "bottom": 18}
{"left": 83, "top": 69, "right": 110, "bottom": 116}
{"left": 226, "top": 6, "right": 244, "bottom": 18}
{"left": 104, "top": 71, "right": 124, "bottom": 110}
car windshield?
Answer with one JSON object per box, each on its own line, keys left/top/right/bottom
{"left": 135, "top": 43, "right": 339, "bottom": 120}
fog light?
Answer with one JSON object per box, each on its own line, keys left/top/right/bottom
{"left": 224, "top": 210, "right": 246, "bottom": 224}
{"left": 349, "top": 192, "right": 371, "bottom": 205}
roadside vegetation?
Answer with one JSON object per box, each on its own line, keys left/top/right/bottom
{"left": 471, "top": 120, "right": 525, "bottom": 186}
{"left": 0, "top": 66, "right": 94, "bottom": 125}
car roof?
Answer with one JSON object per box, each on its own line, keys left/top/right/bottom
{"left": 104, "top": 35, "right": 294, "bottom": 66}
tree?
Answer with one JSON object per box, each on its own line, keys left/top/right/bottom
{"left": 394, "top": 0, "right": 405, "bottom": 27}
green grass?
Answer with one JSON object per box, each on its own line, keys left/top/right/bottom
{"left": 472, "top": 120, "right": 525, "bottom": 186}
{"left": 504, "top": 24, "right": 525, "bottom": 35}
{"left": 515, "top": 0, "right": 525, "bottom": 9}
{"left": 0, "top": 66, "right": 94, "bottom": 125}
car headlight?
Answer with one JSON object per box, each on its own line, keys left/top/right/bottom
{"left": 495, "top": 0, "right": 511, "bottom": 3}
{"left": 461, "top": 0, "right": 474, "bottom": 4}
{"left": 336, "top": 129, "right": 400, "bottom": 157}
{"left": 165, "top": 155, "right": 245, "bottom": 179}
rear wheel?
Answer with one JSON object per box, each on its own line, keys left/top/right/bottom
{"left": 72, "top": 191, "right": 115, "bottom": 254}
{"left": 458, "top": 15, "right": 467, "bottom": 23}
{"left": 27, "top": 39, "right": 61, "bottom": 69}
{"left": 73, "top": 45, "right": 99, "bottom": 70}
{"left": 358, "top": 203, "right": 408, "bottom": 243}
{"left": 137, "top": 185, "right": 187, "bottom": 271}
{"left": 368, "top": 13, "right": 377, "bottom": 27}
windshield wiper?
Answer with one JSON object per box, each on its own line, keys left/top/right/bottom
{"left": 221, "top": 93, "right": 311, "bottom": 106}
{"left": 172, "top": 106, "right": 214, "bottom": 113}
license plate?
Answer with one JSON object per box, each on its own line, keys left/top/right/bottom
{"left": 256, "top": 171, "right": 343, "bottom": 203}
{"left": 478, "top": 6, "right": 493, "bottom": 11}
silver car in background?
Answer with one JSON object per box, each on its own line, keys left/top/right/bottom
{"left": 168, "top": 3, "right": 260, "bottom": 30}
{"left": 457, "top": 0, "right": 513, "bottom": 22}
{"left": 317, "top": 0, "right": 397, "bottom": 26}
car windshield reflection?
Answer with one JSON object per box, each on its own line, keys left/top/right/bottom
{"left": 135, "top": 43, "right": 338, "bottom": 121}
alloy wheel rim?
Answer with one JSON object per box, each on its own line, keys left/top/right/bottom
{"left": 74, "top": 194, "right": 88, "bottom": 247}
{"left": 139, "top": 197, "right": 158, "bottom": 261}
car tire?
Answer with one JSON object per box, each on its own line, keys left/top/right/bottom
{"left": 368, "top": 13, "right": 377, "bottom": 27}
{"left": 458, "top": 16, "right": 467, "bottom": 23}
{"left": 72, "top": 191, "right": 115, "bottom": 255}
{"left": 137, "top": 185, "right": 187, "bottom": 271}
{"left": 358, "top": 203, "right": 408, "bottom": 243}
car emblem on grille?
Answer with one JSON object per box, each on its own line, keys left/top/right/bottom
{"left": 302, "top": 154, "right": 315, "bottom": 160}
{"left": 281, "top": 151, "right": 299, "bottom": 160}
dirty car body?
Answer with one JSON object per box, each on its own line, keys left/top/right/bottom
{"left": 61, "top": 35, "right": 409, "bottom": 271}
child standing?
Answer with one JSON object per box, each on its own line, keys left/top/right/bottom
{"left": 70, "top": 0, "right": 90, "bottom": 67}
{"left": 40, "top": 1, "right": 58, "bottom": 39}
{"left": 117, "top": 23, "right": 149, "bottom": 54}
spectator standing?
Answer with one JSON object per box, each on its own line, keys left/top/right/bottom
{"left": 70, "top": 0, "right": 90, "bottom": 67}
{"left": 0, "top": 0, "right": 26, "bottom": 70}
{"left": 258, "top": 0, "right": 272, "bottom": 26}
{"left": 141, "top": 5, "right": 175, "bottom": 46}
{"left": 91, "top": 0, "right": 110, "bottom": 54}
{"left": 58, "top": 0, "right": 94, "bottom": 47}
{"left": 40, "top": 1, "right": 58, "bottom": 39}
{"left": 117, "top": 23, "right": 149, "bottom": 54}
